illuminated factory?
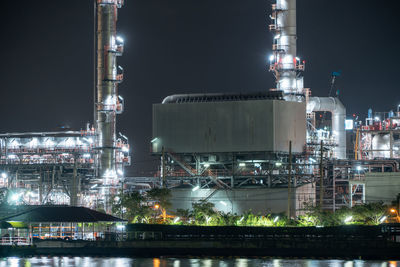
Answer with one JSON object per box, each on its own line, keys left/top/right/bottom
{"left": 0, "top": 0, "right": 129, "bottom": 210}
{"left": 1, "top": 0, "right": 399, "bottom": 218}
{"left": 150, "top": 0, "right": 400, "bottom": 216}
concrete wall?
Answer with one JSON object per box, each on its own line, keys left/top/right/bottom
{"left": 365, "top": 172, "right": 400, "bottom": 204}
{"left": 170, "top": 184, "right": 315, "bottom": 216}
{"left": 152, "top": 99, "right": 306, "bottom": 154}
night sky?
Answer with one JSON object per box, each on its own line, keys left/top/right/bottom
{"left": 0, "top": 0, "right": 398, "bottom": 176}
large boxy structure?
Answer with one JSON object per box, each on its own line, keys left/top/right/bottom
{"left": 151, "top": 92, "right": 309, "bottom": 216}
{"left": 152, "top": 94, "right": 306, "bottom": 154}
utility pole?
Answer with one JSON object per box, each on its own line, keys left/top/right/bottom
{"left": 319, "top": 140, "right": 324, "bottom": 207}
{"left": 287, "top": 141, "right": 292, "bottom": 218}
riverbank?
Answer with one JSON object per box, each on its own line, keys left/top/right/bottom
{"left": 1, "top": 224, "right": 400, "bottom": 259}
{"left": 0, "top": 238, "right": 399, "bottom": 260}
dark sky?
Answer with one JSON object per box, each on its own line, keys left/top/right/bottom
{"left": 0, "top": 0, "right": 399, "bottom": 176}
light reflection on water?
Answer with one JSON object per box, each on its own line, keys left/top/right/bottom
{"left": 0, "top": 257, "right": 397, "bottom": 267}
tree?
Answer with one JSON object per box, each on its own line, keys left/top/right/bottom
{"left": 352, "top": 202, "right": 387, "bottom": 225}
{"left": 175, "top": 208, "right": 192, "bottom": 224}
{"left": 112, "top": 191, "right": 151, "bottom": 223}
{"left": 147, "top": 188, "right": 172, "bottom": 223}
{"left": 192, "top": 201, "right": 217, "bottom": 225}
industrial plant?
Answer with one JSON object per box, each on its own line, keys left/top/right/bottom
{"left": 0, "top": 0, "right": 398, "bottom": 220}
{"left": 150, "top": 0, "right": 400, "bottom": 216}
{"left": 0, "top": 0, "right": 129, "bottom": 211}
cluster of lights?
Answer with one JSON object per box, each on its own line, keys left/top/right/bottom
{"left": 8, "top": 137, "right": 94, "bottom": 150}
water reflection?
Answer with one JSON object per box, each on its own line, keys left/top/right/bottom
{"left": 0, "top": 257, "right": 397, "bottom": 267}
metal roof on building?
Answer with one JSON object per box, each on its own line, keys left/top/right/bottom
{"left": 0, "top": 206, "right": 125, "bottom": 223}
{"left": 162, "top": 91, "right": 284, "bottom": 104}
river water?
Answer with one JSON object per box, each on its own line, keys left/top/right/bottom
{"left": 0, "top": 257, "right": 398, "bottom": 267}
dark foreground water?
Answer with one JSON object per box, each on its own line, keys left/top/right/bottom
{"left": 0, "top": 257, "right": 398, "bottom": 267}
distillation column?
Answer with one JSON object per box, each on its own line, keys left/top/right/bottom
{"left": 269, "top": 0, "right": 305, "bottom": 101}
{"left": 95, "top": 0, "right": 125, "bottom": 179}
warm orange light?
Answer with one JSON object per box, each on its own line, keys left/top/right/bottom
{"left": 153, "top": 258, "right": 160, "bottom": 267}
{"left": 390, "top": 208, "right": 397, "bottom": 213}
{"left": 154, "top": 204, "right": 160, "bottom": 209}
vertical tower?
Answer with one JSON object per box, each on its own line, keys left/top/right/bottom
{"left": 95, "top": 0, "right": 125, "bottom": 179}
{"left": 269, "top": 0, "right": 305, "bottom": 101}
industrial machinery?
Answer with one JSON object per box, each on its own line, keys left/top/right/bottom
{"left": 0, "top": 0, "right": 130, "bottom": 210}
{"left": 149, "top": 0, "right": 400, "bottom": 215}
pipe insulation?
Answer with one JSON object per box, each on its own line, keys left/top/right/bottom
{"left": 95, "top": 0, "right": 124, "bottom": 178}
{"left": 270, "top": 0, "right": 304, "bottom": 101}
{"left": 307, "top": 97, "right": 346, "bottom": 159}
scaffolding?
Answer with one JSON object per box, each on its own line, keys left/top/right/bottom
{"left": 317, "top": 159, "right": 398, "bottom": 211}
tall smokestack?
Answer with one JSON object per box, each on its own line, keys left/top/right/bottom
{"left": 269, "top": 0, "right": 304, "bottom": 102}
{"left": 95, "top": 0, "right": 124, "bottom": 179}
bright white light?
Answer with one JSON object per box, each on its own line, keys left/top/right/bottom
{"left": 117, "top": 169, "right": 124, "bottom": 176}
{"left": 11, "top": 193, "right": 20, "bottom": 202}
{"left": 122, "top": 146, "right": 129, "bottom": 153}
{"left": 1, "top": 172, "right": 7, "bottom": 179}
{"left": 84, "top": 138, "right": 93, "bottom": 144}
{"left": 283, "top": 55, "right": 293, "bottom": 64}
{"left": 239, "top": 163, "right": 246, "bottom": 167}
{"left": 116, "top": 36, "right": 124, "bottom": 43}
{"left": 104, "top": 169, "right": 117, "bottom": 178}
{"left": 274, "top": 34, "right": 281, "bottom": 39}
{"left": 295, "top": 57, "right": 300, "bottom": 61}
{"left": 269, "top": 55, "right": 274, "bottom": 62}
{"left": 204, "top": 163, "right": 210, "bottom": 168}
{"left": 275, "top": 162, "right": 282, "bottom": 167}
{"left": 173, "top": 217, "right": 180, "bottom": 223}
{"left": 379, "top": 216, "right": 387, "bottom": 223}
{"left": 104, "top": 96, "right": 116, "bottom": 106}
{"left": 356, "top": 166, "right": 362, "bottom": 171}
{"left": 344, "top": 216, "right": 353, "bottom": 223}
{"left": 345, "top": 119, "right": 354, "bottom": 130}
{"left": 45, "top": 139, "right": 55, "bottom": 147}
{"left": 374, "top": 116, "right": 380, "bottom": 121}
{"left": 151, "top": 138, "right": 158, "bottom": 143}
{"left": 65, "top": 138, "right": 75, "bottom": 148}
{"left": 273, "top": 216, "right": 279, "bottom": 223}
{"left": 238, "top": 216, "right": 244, "bottom": 223}
{"left": 83, "top": 154, "right": 91, "bottom": 158}
{"left": 116, "top": 225, "right": 125, "bottom": 230}
{"left": 309, "top": 158, "right": 316, "bottom": 163}
{"left": 29, "top": 138, "right": 39, "bottom": 148}
{"left": 192, "top": 186, "right": 200, "bottom": 192}
{"left": 90, "top": 184, "right": 98, "bottom": 189}
{"left": 220, "top": 201, "right": 227, "bottom": 206}
{"left": 206, "top": 216, "right": 212, "bottom": 223}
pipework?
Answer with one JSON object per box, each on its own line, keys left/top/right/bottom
{"left": 95, "top": 0, "right": 125, "bottom": 179}
{"left": 307, "top": 97, "right": 347, "bottom": 159}
{"left": 269, "top": 0, "right": 305, "bottom": 101}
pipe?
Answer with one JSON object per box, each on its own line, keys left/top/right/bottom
{"left": 307, "top": 97, "right": 346, "bottom": 159}
{"left": 269, "top": 0, "right": 304, "bottom": 101}
{"left": 95, "top": 0, "right": 124, "bottom": 178}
